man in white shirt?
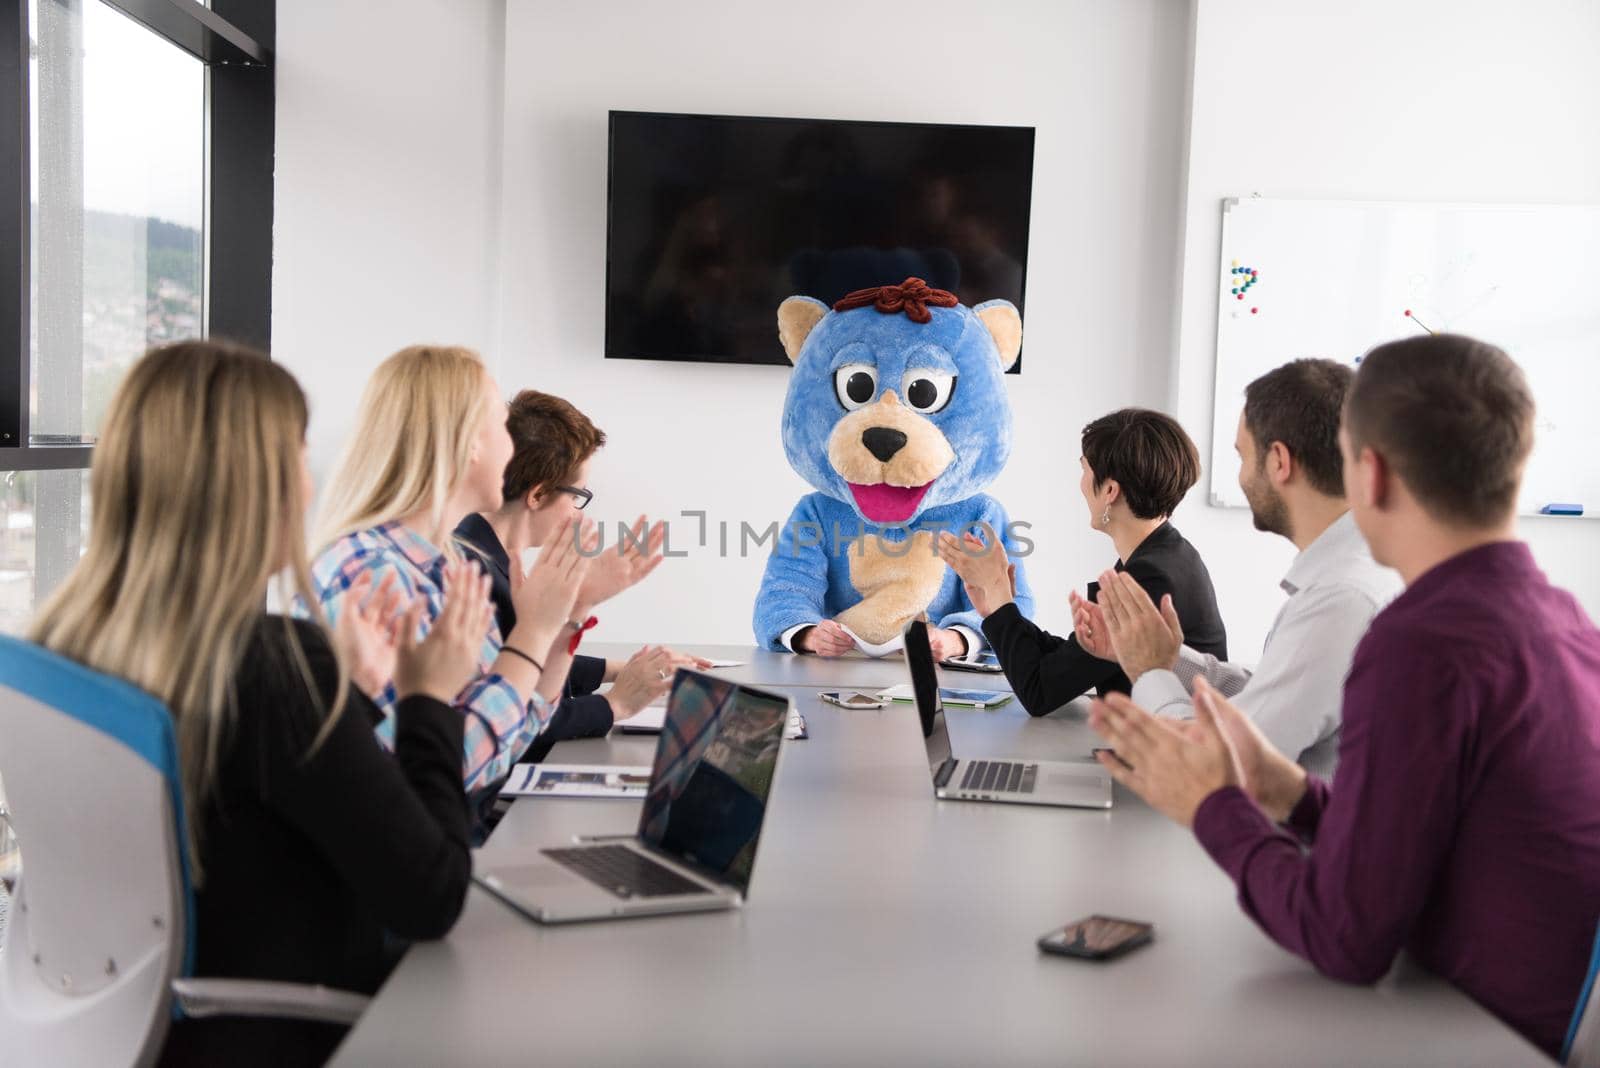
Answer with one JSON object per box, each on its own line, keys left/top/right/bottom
{"left": 1072, "top": 359, "right": 1399, "bottom": 777}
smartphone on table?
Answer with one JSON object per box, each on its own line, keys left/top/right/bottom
{"left": 818, "top": 691, "right": 886, "bottom": 709}
{"left": 941, "top": 656, "right": 1005, "bottom": 675}
{"left": 1037, "top": 915, "right": 1154, "bottom": 961}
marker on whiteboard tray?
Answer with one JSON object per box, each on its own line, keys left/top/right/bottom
{"left": 1539, "top": 503, "right": 1584, "bottom": 517}
{"left": 1403, "top": 309, "right": 1436, "bottom": 335}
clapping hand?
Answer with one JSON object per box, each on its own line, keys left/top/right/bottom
{"left": 1068, "top": 591, "right": 1114, "bottom": 660}
{"left": 394, "top": 558, "right": 495, "bottom": 704}
{"left": 577, "top": 515, "right": 666, "bottom": 608}
{"left": 934, "top": 524, "right": 1016, "bottom": 618}
{"left": 1088, "top": 685, "right": 1239, "bottom": 828}
{"left": 331, "top": 570, "right": 411, "bottom": 699}
{"left": 509, "top": 515, "right": 598, "bottom": 648}
{"left": 1096, "top": 571, "right": 1183, "bottom": 682}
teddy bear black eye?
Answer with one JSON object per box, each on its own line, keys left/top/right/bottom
{"left": 833, "top": 364, "right": 878, "bottom": 411}
{"left": 901, "top": 370, "right": 956, "bottom": 414}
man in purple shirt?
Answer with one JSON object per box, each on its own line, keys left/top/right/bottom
{"left": 1090, "top": 334, "right": 1600, "bottom": 1060}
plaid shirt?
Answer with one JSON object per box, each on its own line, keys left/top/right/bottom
{"left": 309, "top": 521, "right": 548, "bottom": 792}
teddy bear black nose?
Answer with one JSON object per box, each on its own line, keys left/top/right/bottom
{"left": 861, "top": 427, "right": 908, "bottom": 463}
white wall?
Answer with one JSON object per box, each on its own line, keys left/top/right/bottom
{"left": 1170, "top": 0, "right": 1600, "bottom": 656}
{"left": 495, "top": 0, "right": 1191, "bottom": 645}
{"left": 273, "top": 0, "right": 1600, "bottom": 654}
{"left": 273, "top": 0, "right": 507, "bottom": 479}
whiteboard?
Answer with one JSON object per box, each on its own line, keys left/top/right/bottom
{"left": 1210, "top": 197, "right": 1600, "bottom": 518}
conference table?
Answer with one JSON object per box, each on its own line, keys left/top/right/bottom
{"left": 330, "top": 643, "right": 1545, "bottom": 1066}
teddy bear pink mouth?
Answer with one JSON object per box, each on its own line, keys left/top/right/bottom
{"left": 848, "top": 482, "right": 934, "bottom": 524}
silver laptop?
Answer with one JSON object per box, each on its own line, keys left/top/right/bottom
{"left": 475, "top": 670, "right": 792, "bottom": 923}
{"left": 904, "top": 619, "right": 1112, "bottom": 809}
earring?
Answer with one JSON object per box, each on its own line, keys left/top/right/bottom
{"left": 1100, "top": 508, "right": 1111, "bottom": 527}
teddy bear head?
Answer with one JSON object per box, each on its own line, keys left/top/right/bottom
{"left": 776, "top": 277, "right": 1021, "bottom": 526}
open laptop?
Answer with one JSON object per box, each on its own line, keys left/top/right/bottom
{"left": 904, "top": 619, "right": 1112, "bottom": 809}
{"left": 475, "top": 670, "right": 792, "bottom": 923}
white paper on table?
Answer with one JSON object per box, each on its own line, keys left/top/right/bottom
{"left": 838, "top": 624, "right": 905, "bottom": 658}
{"left": 499, "top": 763, "right": 652, "bottom": 799}
{"left": 616, "top": 702, "right": 668, "bottom": 733}
{"left": 618, "top": 702, "right": 808, "bottom": 741}
{"left": 700, "top": 658, "right": 746, "bottom": 668}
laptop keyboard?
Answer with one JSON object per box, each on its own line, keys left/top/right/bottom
{"left": 543, "top": 844, "right": 707, "bottom": 899}
{"left": 959, "top": 760, "right": 1038, "bottom": 795}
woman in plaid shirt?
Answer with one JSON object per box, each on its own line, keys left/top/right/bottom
{"left": 309, "top": 345, "right": 605, "bottom": 795}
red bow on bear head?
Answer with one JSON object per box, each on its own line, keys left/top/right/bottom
{"left": 832, "top": 277, "right": 959, "bottom": 324}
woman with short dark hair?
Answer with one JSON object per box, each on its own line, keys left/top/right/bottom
{"left": 453, "top": 390, "right": 707, "bottom": 762}
{"left": 939, "top": 407, "right": 1226, "bottom": 716}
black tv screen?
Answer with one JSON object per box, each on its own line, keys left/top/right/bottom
{"left": 605, "top": 111, "right": 1035, "bottom": 369}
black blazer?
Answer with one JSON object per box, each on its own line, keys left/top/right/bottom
{"left": 160, "top": 617, "right": 469, "bottom": 1067}
{"left": 452, "top": 513, "right": 613, "bottom": 762}
{"left": 981, "top": 521, "right": 1228, "bottom": 717}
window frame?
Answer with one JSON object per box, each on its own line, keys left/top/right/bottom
{"left": 0, "top": 0, "right": 274, "bottom": 472}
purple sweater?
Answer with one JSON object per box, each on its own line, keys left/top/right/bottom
{"left": 1193, "top": 542, "right": 1600, "bottom": 1058}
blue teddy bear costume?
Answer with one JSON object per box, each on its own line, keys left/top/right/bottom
{"left": 753, "top": 278, "right": 1035, "bottom": 652}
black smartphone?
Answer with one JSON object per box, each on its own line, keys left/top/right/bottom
{"left": 940, "top": 657, "right": 1005, "bottom": 675}
{"left": 1037, "top": 915, "right": 1154, "bottom": 961}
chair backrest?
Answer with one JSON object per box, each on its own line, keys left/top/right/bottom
{"left": 0, "top": 635, "right": 194, "bottom": 1068}
{"left": 1567, "top": 920, "right": 1600, "bottom": 1067}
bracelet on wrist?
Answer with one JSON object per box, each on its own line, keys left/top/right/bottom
{"left": 500, "top": 644, "right": 545, "bottom": 674}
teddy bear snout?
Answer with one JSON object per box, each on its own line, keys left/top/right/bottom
{"left": 861, "top": 427, "right": 908, "bottom": 463}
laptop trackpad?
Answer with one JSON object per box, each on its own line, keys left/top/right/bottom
{"left": 1041, "top": 771, "right": 1109, "bottom": 791}
{"left": 487, "top": 862, "right": 577, "bottom": 890}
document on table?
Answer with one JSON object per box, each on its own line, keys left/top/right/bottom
{"left": 618, "top": 703, "right": 809, "bottom": 740}
{"left": 838, "top": 624, "right": 905, "bottom": 658}
{"left": 499, "top": 763, "right": 652, "bottom": 799}
{"left": 875, "top": 684, "right": 1013, "bottom": 709}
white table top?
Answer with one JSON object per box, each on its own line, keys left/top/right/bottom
{"left": 329, "top": 651, "right": 1543, "bottom": 1067}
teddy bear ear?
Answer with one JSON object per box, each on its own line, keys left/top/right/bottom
{"left": 974, "top": 300, "right": 1023, "bottom": 371}
{"left": 777, "top": 296, "right": 829, "bottom": 364}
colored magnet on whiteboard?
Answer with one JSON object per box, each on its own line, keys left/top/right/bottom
{"left": 1231, "top": 259, "right": 1239, "bottom": 268}
{"left": 1251, "top": 307, "right": 1258, "bottom": 314}
{"left": 1237, "top": 293, "right": 1244, "bottom": 300}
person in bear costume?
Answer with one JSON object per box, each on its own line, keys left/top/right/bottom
{"left": 753, "top": 277, "right": 1035, "bottom": 658}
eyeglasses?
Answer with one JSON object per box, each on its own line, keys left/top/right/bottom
{"left": 553, "top": 485, "right": 593, "bottom": 510}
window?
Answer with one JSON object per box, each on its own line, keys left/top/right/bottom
{"left": 28, "top": 0, "right": 206, "bottom": 445}
{"left": 0, "top": 0, "right": 274, "bottom": 633}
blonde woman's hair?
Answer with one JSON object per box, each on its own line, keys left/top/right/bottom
{"left": 29, "top": 340, "right": 340, "bottom": 880}
{"left": 313, "top": 345, "right": 494, "bottom": 550}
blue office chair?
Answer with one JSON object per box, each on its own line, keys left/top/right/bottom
{"left": 1568, "top": 920, "right": 1600, "bottom": 1067}
{"left": 0, "top": 635, "right": 369, "bottom": 1067}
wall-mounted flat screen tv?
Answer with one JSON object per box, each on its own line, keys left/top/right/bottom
{"left": 605, "top": 110, "right": 1035, "bottom": 370}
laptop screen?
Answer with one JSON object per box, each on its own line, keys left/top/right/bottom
{"left": 903, "top": 619, "right": 953, "bottom": 780}
{"left": 636, "top": 671, "right": 788, "bottom": 893}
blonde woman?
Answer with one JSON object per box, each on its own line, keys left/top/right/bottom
{"left": 25, "top": 340, "right": 584, "bottom": 1066}
{"left": 311, "top": 345, "right": 648, "bottom": 796}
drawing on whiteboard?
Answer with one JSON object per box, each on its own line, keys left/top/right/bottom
{"left": 1226, "top": 264, "right": 1260, "bottom": 304}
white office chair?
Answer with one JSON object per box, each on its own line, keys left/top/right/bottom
{"left": 1568, "top": 922, "right": 1600, "bottom": 1067}
{"left": 0, "top": 635, "right": 369, "bottom": 1068}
